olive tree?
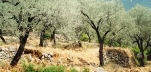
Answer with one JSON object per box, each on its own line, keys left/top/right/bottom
{"left": 80, "top": 0, "right": 130, "bottom": 66}
{"left": 0, "top": 2, "right": 7, "bottom": 44}
{"left": 37, "top": 0, "right": 82, "bottom": 46}
{"left": 107, "top": 10, "right": 135, "bottom": 47}
{"left": 0, "top": 1, "right": 16, "bottom": 44}
{"left": 50, "top": 0, "right": 83, "bottom": 44}
{"left": 129, "top": 5, "right": 151, "bottom": 66}
{"left": 1, "top": 0, "right": 46, "bottom": 66}
{"left": 35, "top": 0, "right": 62, "bottom": 46}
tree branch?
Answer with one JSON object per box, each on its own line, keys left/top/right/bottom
{"left": 2, "top": 0, "right": 20, "bottom": 6}
{"left": 2, "top": 0, "right": 10, "bottom": 3}
{"left": 28, "top": 16, "right": 35, "bottom": 23}
{"left": 102, "top": 30, "right": 111, "bottom": 41}
{"left": 144, "top": 36, "right": 151, "bottom": 50}
{"left": 97, "top": 18, "right": 103, "bottom": 30}
{"left": 81, "top": 10, "right": 97, "bottom": 30}
{"left": 14, "top": 2, "right": 20, "bottom": 6}
{"left": 134, "top": 35, "right": 142, "bottom": 49}
{"left": 0, "top": 12, "right": 3, "bottom": 17}
{"left": 85, "top": 20, "right": 95, "bottom": 29}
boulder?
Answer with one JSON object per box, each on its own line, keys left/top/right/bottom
{"left": 0, "top": 48, "right": 2, "bottom": 52}
{"left": 9, "top": 47, "right": 17, "bottom": 52}
{"left": 41, "top": 52, "right": 53, "bottom": 61}
{"left": 94, "top": 67, "right": 107, "bottom": 72}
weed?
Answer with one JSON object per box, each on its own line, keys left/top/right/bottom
{"left": 70, "top": 68, "right": 78, "bottom": 72}
{"left": 82, "top": 68, "right": 89, "bottom": 72}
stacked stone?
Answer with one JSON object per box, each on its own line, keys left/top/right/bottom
{"left": 0, "top": 47, "right": 17, "bottom": 62}
{"left": 41, "top": 52, "right": 53, "bottom": 62}
{"left": 0, "top": 47, "right": 53, "bottom": 63}
{"left": 103, "top": 51, "right": 110, "bottom": 64}
{"left": 103, "top": 48, "right": 135, "bottom": 67}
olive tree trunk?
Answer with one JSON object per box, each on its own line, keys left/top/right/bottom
{"left": 138, "top": 39, "right": 145, "bottom": 66}
{"left": 10, "top": 30, "right": 30, "bottom": 66}
{"left": 96, "top": 30, "right": 104, "bottom": 66}
{"left": 39, "top": 29, "right": 45, "bottom": 47}
{"left": 51, "top": 29, "right": 56, "bottom": 45}
{"left": 0, "top": 29, "right": 6, "bottom": 44}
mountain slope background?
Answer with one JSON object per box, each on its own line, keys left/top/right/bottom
{"left": 120, "top": 0, "right": 151, "bottom": 10}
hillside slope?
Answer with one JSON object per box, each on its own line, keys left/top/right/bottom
{"left": 0, "top": 37, "right": 151, "bottom": 72}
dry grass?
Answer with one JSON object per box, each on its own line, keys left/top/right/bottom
{"left": 0, "top": 36, "right": 151, "bottom": 72}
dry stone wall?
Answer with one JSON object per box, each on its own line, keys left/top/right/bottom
{"left": 103, "top": 48, "right": 136, "bottom": 67}
{"left": 0, "top": 47, "right": 17, "bottom": 62}
{"left": 0, "top": 47, "right": 53, "bottom": 63}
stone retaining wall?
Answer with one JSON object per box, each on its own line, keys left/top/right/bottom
{"left": 0, "top": 47, "right": 53, "bottom": 63}
{"left": 0, "top": 47, "right": 17, "bottom": 62}
{"left": 103, "top": 48, "right": 136, "bottom": 67}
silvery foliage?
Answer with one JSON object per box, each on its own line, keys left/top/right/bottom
{"left": 35, "top": 0, "right": 62, "bottom": 32}
{"left": 51, "top": 0, "right": 82, "bottom": 41}
{"left": 34, "top": 0, "right": 83, "bottom": 42}
{"left": 0, "top": 1, "right": 17, "bottom": 35}
{"left": 0, "top": 0, "right": 44, "bottom": 37}
{"left": 79, "top": 0, "right": 136, "bottom": 44}
{"left": 129, "top": 5, "right": 151, "bottom": 39}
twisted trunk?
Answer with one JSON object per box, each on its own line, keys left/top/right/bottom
{"left": 78, "top": 41, "right": 82, "bottom": 47}
{"left": 0, "top": 29, "right": 6, "bottom": 44}
{"left": 96, "top": 30, "right": 104, "bottom": 66}
{"left": 86, "top": 32, "right": 91, "bottom": 42}
{"left": 139, "top": 39, "right": 145, "bottom": 66}
{"left": 51, "top": 29, "right": 56, "bottom": 45}
{"left": 39, "top": 29, "right": 45, "bottom": 47}
{"left": 10, "top": 30, "right": 30, "bottom": 66}
{"left": 135, "top": 37, "right": 145, "bottom": 66}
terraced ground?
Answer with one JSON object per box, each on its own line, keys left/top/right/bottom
{"left": 0, "top": 36, "right": 151, "bottom": 72}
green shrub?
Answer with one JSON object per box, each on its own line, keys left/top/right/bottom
{"left": 24, "top": 63, "right": 36, "bottom": 72}
{"left": 121, "top": 44, "right": 128, "bottom": 48}
{"left": 132, "top": 47, "right": 140, "bottom": 56}
{"left": 104, "top": 40, "right": 109, "bottom": 45}
{"left": 21, "top": 61, "right": 90, "bottom": 72}
{"left": 131, "top": 47, "right": 148, "bottom": 66}
{"left": 70, "top": 68, "right": 78, "bottom": 72}
{"left": 80, "top": 34, "right": 88, "bottom": 42}
{"left": 82, "top": 68, "right": 89, "bottom": 72}
{"left": 143, "top": 50, "right": 148, "bottom": 64}
{"left": 44, "top": 32, "right": 51, "bottom": 40}
{"left": 43, "top": 65, "right": 65, "bottom": 72}
{"left": 36, "top": 65, "right": 44, "bottom": 72}
{"left": 146, "top": 48, "right": 151, "bottom": 60}
{"left": 114, "top": 42, "right": 120, "bottom": 47}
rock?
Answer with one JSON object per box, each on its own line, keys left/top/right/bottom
{"left": 28, "top": 54, "right": 34, "bottom": 61}
{"left": 67, "top": 57, "right": 73, "bottom": 62}
{"left": 0, "top": 47, "right": 54, "bottom": 63}
{"left": 2, "top": 48, "right": 9, "bottom": 51}
{"left": 113, "top": 64, "right": 122, "bottom": 69}
{"left": 89, "top": 62, "right": 97, "bottom": 67}
{"left": 9, "top": 47, "right": 17, "bottom": 52}
{"left": 0, "top": 58, "right": 2, "bottom": 61}
{"left": 103, "top": 48, "right": 135, "bottom": 67}
{"left": 94, "top": 67, "right": 107, "bottom": 72}
{"left": 0, "top": 48, "right": 2, "bottom": 52}
{"left": 41, "top": 53, "right": 53, "bottom": 61}
{"left": 0, "top": 47, "right": 17, "bottom": 62}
